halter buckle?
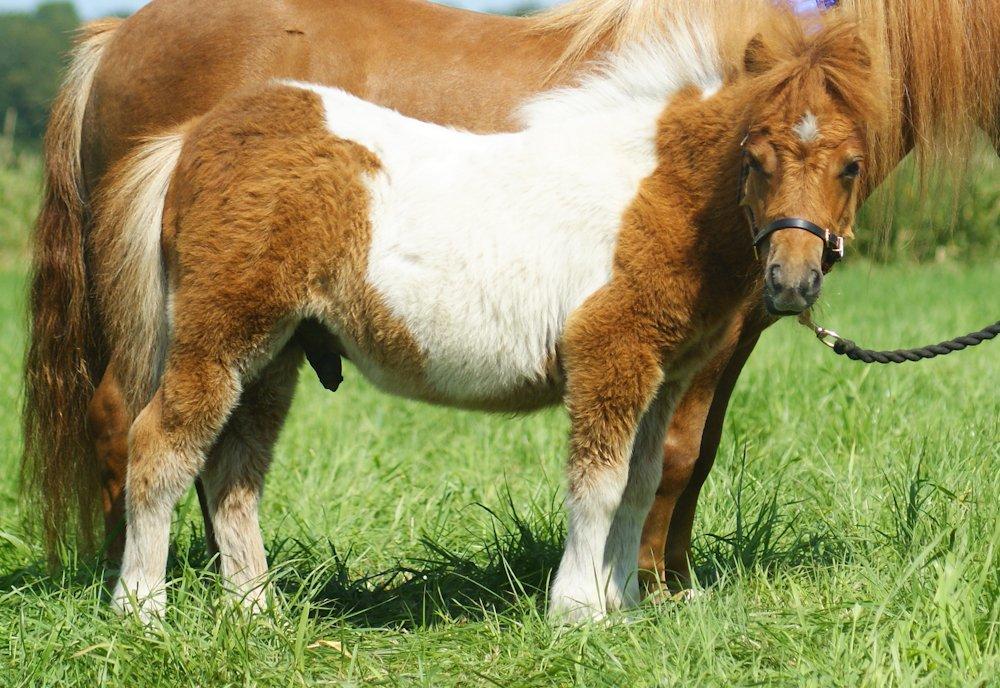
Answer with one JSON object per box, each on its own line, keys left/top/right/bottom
{"left": 826, "top": 231, "right": 845, "bottom": 262}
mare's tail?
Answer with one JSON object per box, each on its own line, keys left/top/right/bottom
{"left": 22, "top": 18, "right": 124, "bottom": 562}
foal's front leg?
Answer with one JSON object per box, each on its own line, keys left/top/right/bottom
{"left": 602, "top": 384, "right": 682, "bottom": 608}
{"left": 549, "top": 307, "right": 668, "bottom": 622}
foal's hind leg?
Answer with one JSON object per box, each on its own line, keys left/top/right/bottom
{"left": 112, "top": 324, "right": 292, "bottom": 619}
{"left": 90, "top": 362, "right": 219, "bottom": 567}
{"left": 200, "top": 345, "right": 302, "bottom": 611}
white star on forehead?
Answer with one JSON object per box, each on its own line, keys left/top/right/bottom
{"left": 793, "top": 111, "right": 820, "bottom": 143}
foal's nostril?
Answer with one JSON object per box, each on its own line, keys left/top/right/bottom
{"left": 767, "top": 264, "right": 782, "bottom": 289}
{"left": 799, "top": 269, "right": 822, "bottom": 299}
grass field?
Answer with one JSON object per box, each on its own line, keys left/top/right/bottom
{"left": 0, "top": 157, "right": 997, "bottom": 686}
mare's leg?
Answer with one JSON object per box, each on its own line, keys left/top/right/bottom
{"left": 88, "top": 363, "right": 132, "bottom": 563}
{"left": 639, "top": 321, "right": 762, "bottom": 592}
{"left": 661, "top": 328, "right": 759, "bottom": 588}
{"left": 637, "top": 359, "right": 722, "bottom": 592}
{"left": 200, "top": 345, "right": 302, "bottom": 610}
{"left": 89, "top": 362, "right": 218, "bottom": 565}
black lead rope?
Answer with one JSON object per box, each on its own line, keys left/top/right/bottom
{"left": 799, "top": 314, "right": 1000, "bottom": 364}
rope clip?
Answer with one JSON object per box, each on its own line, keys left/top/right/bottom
{"left": 797, "top": 311, "right": 840, "bottom": 349}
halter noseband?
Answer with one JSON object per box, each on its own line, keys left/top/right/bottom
{"left": 752, "top": 218, "right": 845, "bottom": 271}
{"left": 738, "top": 137, "right": 846, "bottom": 273}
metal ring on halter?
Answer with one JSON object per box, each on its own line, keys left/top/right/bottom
{"left": 797, "top": 311, "right": 840, "bottom": 348}
{"left": 814, "top": 327, "right": 841, "bottom": 348}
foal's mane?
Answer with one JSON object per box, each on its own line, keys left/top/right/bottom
{"left": 531, "top": 0, "right": 999, "bottom": 175}
{"left": 740, "top": 14, "right": 891, "bottom": 174}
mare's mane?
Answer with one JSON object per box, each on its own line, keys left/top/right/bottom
{"left": 516, "top": 18, "right": 723, "bottom": 127}
{"left": 530, "top": 0, "right": 998, "bottom": 175}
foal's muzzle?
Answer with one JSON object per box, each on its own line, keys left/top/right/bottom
{"left": 764, "top": 261, "right": 822, "bottom": 315}
{"left": 755, "top": 217, "right": 845, "bottom": 316}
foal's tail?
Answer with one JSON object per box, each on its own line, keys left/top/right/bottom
{"left": 90, "top": 130, "right": 187, "bottom": 415}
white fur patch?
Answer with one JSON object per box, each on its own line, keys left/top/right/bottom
{"left": 793, "top": 110, "right": 820, "bottom": 143}
{"left": 550, "top": 461, "right": 631, "bottom": 621}
{"left": 517, "top": 18, "right": 723, "bottom": 124}
{"left": 290, "top": 19, "right": 723, "bottom": 407}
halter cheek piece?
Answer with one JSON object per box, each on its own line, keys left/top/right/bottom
{"left": 737, "top": 136, "right": 847, "bottom": 274}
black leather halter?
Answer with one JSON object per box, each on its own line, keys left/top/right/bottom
{"left": 752, "top": 218, "right": 845, "bottom": 271}
{"left": 738, "top": 138, "right": 846, "bottom": 273}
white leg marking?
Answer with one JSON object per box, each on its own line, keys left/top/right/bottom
{"left": 203, "top": 431, "right": 270, "bottom": 613}
{"left": 550, "top": 461, "right": 630, "bottom": 622}
{"left": 112, "top": 404, "right": 205, "bottom": 622}
{"left": 549, "top": 386, "right": 679, "bottom": 622}
{"left": 112, "top": 496, "right": 172, "bottom": 622}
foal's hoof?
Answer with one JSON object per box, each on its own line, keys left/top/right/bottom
{"left": 228, "top": 586, "right": 270, "bottom": 617}
{"left": 111, "top": 581, "right": 166, "bottom": 624}
{"left": 644, "top": 585, "right": 705, "bottom": 605}
{"left": 547, "top": 601, "right": 606, "bottom": 626}
{"left": 548, "top": 586, "right": 614, "bottom": 625}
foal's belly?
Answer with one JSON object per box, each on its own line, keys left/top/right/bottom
{"left": 332, "top": 296, "right": 570, "bottom": 414}
{"left": 323, "top": 244, "right": 606, "bottom": 412}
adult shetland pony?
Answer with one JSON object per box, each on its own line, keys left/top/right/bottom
{"left": 101, "top": 11, "right": 885, "bottom": 620}
{"left": 23, "top": 0, "right": 999, "bottom": 588}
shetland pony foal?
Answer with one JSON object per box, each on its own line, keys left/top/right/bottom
{"left": 109, "top": 17, "right": 883, "bottom": 621}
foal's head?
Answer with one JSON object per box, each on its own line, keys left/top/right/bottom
{"left": 738, "top": 18, "right": 886, "bottom": 315}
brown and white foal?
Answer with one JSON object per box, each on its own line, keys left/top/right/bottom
{"left": 105, "top": 16, "right": 883, "bottom": 621}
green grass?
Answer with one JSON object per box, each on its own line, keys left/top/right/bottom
{"left": 0, "top": 160, "right": 997, "bottom": 686}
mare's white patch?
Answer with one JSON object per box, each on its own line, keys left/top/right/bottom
{"left": 289, "top": 18, "right": 723, "bottom": 406}
{"left": 517, "top": 18, "right": 723, "bottom": 124}
{"left": 793, "top": 110, "right": 820, "bottom": 143}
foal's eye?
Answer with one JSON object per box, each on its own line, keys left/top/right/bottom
{"left": 841, "top": 160, "right": 862, "bottom": 179}
{"left": 747, "top": 154, "right": 766, "bottom": 174}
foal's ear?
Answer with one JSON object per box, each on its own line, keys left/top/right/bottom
{"left": 743, "top": 34, "right": 778, "bottom": 76}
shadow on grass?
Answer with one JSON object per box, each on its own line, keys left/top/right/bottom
{"left": 1, "top": 460, "right": 869, "bottom": 628}
{"left": 0, "top": 494, "right": 567, "bottom": 629}
{"left": 265, "top": 492, "right": 565, "bottom": 628}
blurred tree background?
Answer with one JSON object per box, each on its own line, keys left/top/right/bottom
{"left": 0, "top": 2, "right": 79, "bottom": 143}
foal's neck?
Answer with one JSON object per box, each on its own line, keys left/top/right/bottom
{"left": 641, "top": 82, "right": 763, "bottom": 292}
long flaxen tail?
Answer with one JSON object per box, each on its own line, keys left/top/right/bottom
{"left": 20, "top": 17, "right": 183, "bottom": 565}
{"left": 22, "top": 18, "right": 122, "bottom": 562}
